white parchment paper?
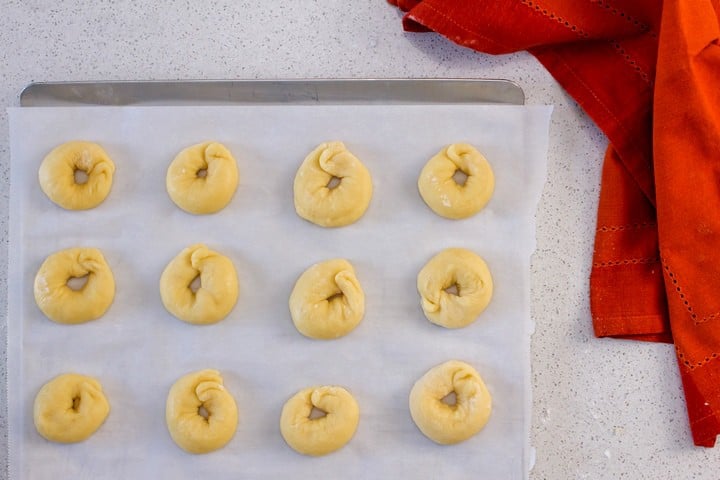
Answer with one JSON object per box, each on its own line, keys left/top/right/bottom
{"left": 8, "top": 104, "right": 551, "bottom": 479}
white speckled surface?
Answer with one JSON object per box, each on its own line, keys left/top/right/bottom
{"left": 1, "top": 1, "right": 716, "bottom": 479}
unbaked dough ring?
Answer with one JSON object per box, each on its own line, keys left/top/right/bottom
{"left": 33, "top": 247, "right": 116, "bottom": 324}
{"left": 289, "top": 259, "right": 365, "bottom": 339}
{"left": 293, "top": 142, "right": 373, "bottom": 227}
{"left": 417, "top": 248, "right": 493, "bottom": 329}
{"left": 280, "top": 385, "right": 359, "bottom": 456}
{"left": 409, "top": 360, "right": 492, "bottom": 445}
{"left": 418, "top": 143, "right": 494, "bottom": 219}
{"left": 166, "top": 369, "right": 238, "bottom": 454}
{"left": 33, "top": 373, "right": 110, "bottom": 443}
{"left": 160, "top": 244, "right": 239, "bottom": 325}
{"left": 38, "top": 141, "right": 115, "bottom": 210}
{"left": 166, "top": 142, "right": 239, "bottom": 214}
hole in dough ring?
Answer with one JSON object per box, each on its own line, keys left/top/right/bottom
{"left": 165, "top": 369, "right": 238, "bottom": 454}
{"left": 417, "top": 247, "right": 493, "bottom": 329}
{"left": 33, "top": 373, "right": 110, "bottom": 443}
{"left": 38, "top": 141, "right": 115, "bottom": 210}
{"left": 409, "top": 360, "right": 492, "bottom": 445}
{"left": 33, "top": 247, "right": 116, "bottom": 324}
{"left": 293, "top": 141, "right": 373, "bottom": 227}
{"left": 418, "top": 143, "right": 494, "bottom": 219}
{"left": 280, "top": 385, "right": 359, "bottom": 456}
{"left": 159, "top": 244, "right": 239, "bottom": 325}
{"left": 289, "top": 259, "right": 365, "bottom": 339}
{"left": 166, "top": 142, "right": 239, "bottom": 214}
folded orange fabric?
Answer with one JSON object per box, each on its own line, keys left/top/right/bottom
{"left": 389, "top": 0, "right": 720, "bottom": 446}
{"left": 654, "top": 1, "right": 720, "bottom": 447}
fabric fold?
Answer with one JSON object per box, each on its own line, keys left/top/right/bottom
{"left": 654, "top": 0, "right": 720, "bottom": 447}
{"left": 591, "top": 148, "right": 669, "bottom": 343}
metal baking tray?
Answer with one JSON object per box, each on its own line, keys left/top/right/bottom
{"left": 20, "top": 79, "right": 524, "bottom": 107}
{"left": 10, "top": 78, "right": 534, "bottom": 479}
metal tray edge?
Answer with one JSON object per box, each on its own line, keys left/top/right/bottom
{"left": 19, "top": 79, "right": 525, "bottom": 107}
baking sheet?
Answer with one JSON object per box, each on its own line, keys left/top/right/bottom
{"left": 8, "top": 104, "right": 551, "bottom": 479}
{"left": 19, "top": 79, "right": 526, "bottom": 106}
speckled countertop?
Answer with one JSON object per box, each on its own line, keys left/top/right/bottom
{"left": 1, "top": 2, "right": 716, "bottom": 479}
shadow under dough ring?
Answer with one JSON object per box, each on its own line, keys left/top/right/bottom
{"left": 166, "top": 142, "right": 239, "bottom": 214}
{"left": 289, "top": 259, "right": 365, "bottom": 339}
{"left": 280, "top": 385, "right": 359, "bottom": 456}
{"left": 293, "top": 141, "right": 373, "bottom": 227}
{"left": 418, "top": 143, "right": 494, "bottom": 219}
{"left": 160, "top": 244, "right": 239, "bottom": 325}
{"left": 33, "top": 247, "right": 116, "bottom": 324}
{"left": 38, "top": 141, "right": 115, "bottom": 210}
{"left": 166, "top": 369, "right": 238, "bottom": 454}
{"left": 409, "top": 360, "right": 492, "bottom": 445}
{"left": 33, "top": 373, "right": 110, "bottom": 443}
{"left": 417, "top": 247, "right": 493, "bottom": 328}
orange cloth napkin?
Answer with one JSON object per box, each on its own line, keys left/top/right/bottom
{"left": 389, "top": 0, "right": 720, "bottom": 446}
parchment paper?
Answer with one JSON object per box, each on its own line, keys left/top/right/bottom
{"left": 8, "top": 104, "right": 551, "bottom": 479}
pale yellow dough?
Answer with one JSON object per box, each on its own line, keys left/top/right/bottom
{"left": 409, "top": 360, "right": 492, "bottom": 445}
{"left": 418, "top": 143, "right": 494, "bottom": 219}
{"left": 280, "top": 385, "right": 359, "bottom": 456}
{"left": 417, "top": 248, "right": 493, "bottom": 329}
{"left": 38, "top": 141, "right": 115, "bottom": 210}
{"left": 34, "top": 247, "right": 115, "bottom": 324}
{"left": 166, "top": 142, "right": 239, "bottom": 214}
{"left": 289, "top": 259, "right": 364, "bottom": 339}
{"left": 33, "top": 373, "right": 110, "bottom": 443}
{"left": 166, "top": 369, "right": 238, "bottom": 454}
{"left": 160, "top": 244, "right": 238, "bottom": 325}
{"left": 293, "top": 142, "right": 373, "bottom": 227}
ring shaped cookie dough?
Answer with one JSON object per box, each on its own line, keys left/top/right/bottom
{"left": 418, "top": 143, "right": 494, "bottom": 219}
{"left": 166, "top": 369, "right": 238, "bottom": 454}
{"left": 34, "top": 247, "right": 116, "bottom": 324}
{"left": 166, "top": 142, "right": 239, "bottom": 214}
{"left": 38, "top": 141, "right": 115, "bottom": 210}
{"left": 289, "top": 259, "right": 365, "bottom": 339}
{"left": 33, "top": 373, "right": 110, "bottom": 443}
{"left": 160, "top": 244, "right": 239, "bottom": 325}
{"left": 293, "top": 142, "right": 373, "bottom": 227}
{"left": 417, "top": 248, "right": 493, "bottom": 329}
{"left": 280, "top": 385, "right": 359, "bottom": 456}
{"left": 409, "top": 360, "right": 492, "bottom": 445}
